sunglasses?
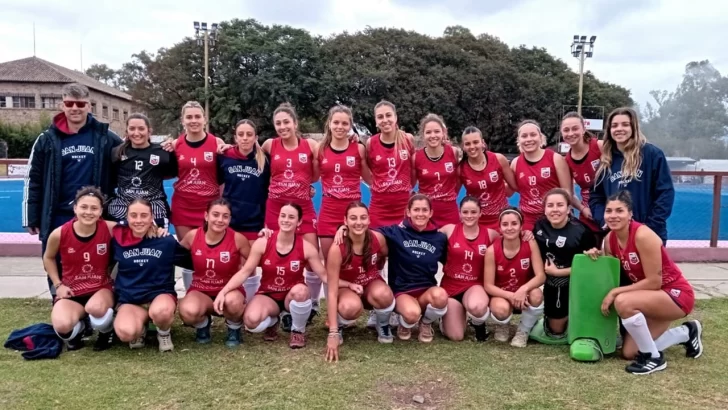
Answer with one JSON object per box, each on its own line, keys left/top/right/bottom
{"left": 63, "top": 101, "right": 88, "bottom": 108}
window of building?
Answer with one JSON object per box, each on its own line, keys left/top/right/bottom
{"left": 112, "top": 108, "right": 120, "bottom": 121}
{"left": 13, "top": 96, "right": 36, "bottom": 109}
{"left": 41, "top": 96, "right": 62, "bottom": 109}
{"left": 102, "top": 105, "right": 109, "bottom": 119}
{"left": 0, "top": 96, "right": 7, "bottom": 108}
{"left": 91, "top": 102, "right": 97, "bottom": 115}
{"left": 123, "top": 110, "right": 128, "bottom": 121}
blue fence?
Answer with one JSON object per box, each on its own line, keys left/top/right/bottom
{"left": 0, "top": 179, "right": 724, "bottom": 241}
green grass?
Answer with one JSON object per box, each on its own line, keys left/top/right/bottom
{"left": 0, "top": 299, "right": 727, "bottom": 410}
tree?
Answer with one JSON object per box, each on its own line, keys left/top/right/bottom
{"left": 85, "top": 64, "right": 118, "bottom": 87}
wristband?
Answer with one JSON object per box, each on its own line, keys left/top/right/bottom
{"left": 54, "top": 282, "right": 63, "bottom": 289}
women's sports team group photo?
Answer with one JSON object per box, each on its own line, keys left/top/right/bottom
{"left": 22, "top": 82, "right": 703, "bottom": 375}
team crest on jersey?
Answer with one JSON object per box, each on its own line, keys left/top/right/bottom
{"left": 68, "top": 248, "right": 76, "bottom": 254}
{"left": 422, "top": 169, "right": 429, "bottom": 175}
{"left": 670, "top": 289, "right": 681, "bottom": 298}
{"left": 195, "top": 249, "right": 202, "bottom": 256}
{"left": 321, "top": 158, "right": 328, "bottom": 164}
{"left": 520, "top": 258, "right": 530, "bottom": 270}
{"left": 346, "top": 156, "right": 356, "bottom": 167}
{"left": 591, "top": 159, "right": 600, "bottom": 171}
{"left": 399, "top": 150, "right": 409, "bottom": 160}
{"left": 96, "top": 244, "right": 107, "bottom": 255}
{"left": 274, "top": 155, "right": 280, "bottom": 160}
{"left": 453, "top": 242, "right": 460, "bottom": 249}
{"left": 489, "top": 171, "right": 499, "bottom": 182}
{"left": 445, "top": 162, "right": 454, "bottom": 173}
{"left": 555, "top": 236, "right": 566, "bottom": 248}
{"left": 204, "top": 152, "right": 213, "bottom": 162}
{"left": 519, "top": 172, "right": 524, "bottom": 179}
{"left": 497, "top": 265, "right": 504, "bottom": 271}
{"left": 299, "top": 153, "right": 308, "bottom": 163}
{"left": 220, "top": 252, "right": 230, "bottom": 263}
{"left": 541, "top": 167, "right": 551, "bottom": 178}
{"left": 290, "top": 261, "right": 300, "bottom": 272}
{"left": 629, "top": 252, "right": 640, "bottom": 265}
{"left": 149, "top": 155, "right": 160, "bottom": 166}
{"left": 376, "top": 155, "right": 382, "bottom": 161}
{"left": 264, "top": 259, "right": 271, "bottom": 265}
{"left": 478, "top": 245, "right": 487, "bottom": 255}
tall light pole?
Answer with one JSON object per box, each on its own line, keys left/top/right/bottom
{"left": 571, "top": 35, "right": 596, "bottom": 115}
{"left": 193, "top": 21, "right": 218, "bottom": 132}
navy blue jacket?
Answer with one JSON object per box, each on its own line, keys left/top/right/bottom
{"left": 376, "top": 218, "right": 448, "bottom": 294}
{"left": 4, "top": 323, "right": 62, "bottom": 360}
{"left": 217, "top": 147, "right": 271, "bottom": 233}
{"left": 22, "top": 113, "right": 121, "bottom": 241}
{"left": 589, "top": 143, "right": 674, "bottom": 242}
{"left": 112, "top": 227, "right": 193, "bottom": 305}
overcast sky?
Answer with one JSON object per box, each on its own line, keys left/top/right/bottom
{"left": 1, "top": 0, "right": 726, "bottom": 108}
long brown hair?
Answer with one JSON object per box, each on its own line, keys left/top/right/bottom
{"left": 234, "top": 119, "right": 267, "bottom": 173}
{"left": 374, "top": 100, "right": 411, "bottom": 156}
{"left": 273, "top": 102, "right": 302, "bottom": 138}
{"left": 319, "top": 105, "right": 353, "bottom": 161}
{"left": 561, "top": 111, "right": 596, "bottom": 144}
{"left": 595, "top": 107, "right": 647, "bottom": 184}
{"left": 342, "top": 201, "right": 374, "bottom": 268}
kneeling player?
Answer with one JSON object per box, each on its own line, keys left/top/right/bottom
{"left": 44, "top": 187, "right": 116, "bottom": 351}
{"left": 179, "top": 199, "right": 251, "bottom": 347}
{"left": 214, "top": 203, "right": 326, "bottom": 349}
{"left": 586, "top": 191, "right": 702, "bottom": 375}
{"left": 484, "top": 208, "right": 546, "bottom": 347}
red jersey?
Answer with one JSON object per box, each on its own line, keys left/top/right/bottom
{"left": 174, "top": 134, "right": 220, "bottom": 200}
{"left": 320, "top": 142, "right": 361, "bottom": 200}
{"left": 190, "top": 227, "right": 242, "bottom": 293}
{"left": 441, "top": 224, "right": 491, "bottom": 296}
{"left": 492, "top": 238, "right": 534, "bottom": 292}
{"left": 338, "top": 231, "right": 383, "bottom": 286}
{"left": 566, "top": 138, "right": 601, "bottom": 210}
{"left": 59, "top": 219, "right": 112, "bottom": 296}
{"left": 460, "top": 151, "right": 508, "bottom": 221}
{"left": 269, "top": 138, "right": 314, "bottom": 201}
{"left": 515, "top": 150, "right": 561, "bottom": 216}
{"left": 258, "top": 232, "right": 306, "bottom": 294}
{"left": 367, "top": 134, "right": 414, "bottom": 194}
{"left": 609, "top": 221, "right": 686, "bottom": 288}
{"left": 415, "top": 147, "right": 458, "bottom": 202}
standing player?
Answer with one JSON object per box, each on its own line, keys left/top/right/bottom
{"left": 459, "top": 127, "right": 518, "bottom": 230}
{"left": 213, "top": 203, "right": 327, "bottom": 349}
{"left": 589, "top": 107, "right": 674, "bottom": 244}
{"left": 586, "top": 191, "right": 702, "bottom": 375}
{"left": 112, "top": 199, "right": 194, "bottom": 352}
{"left": 484, "top": 207, "right": 545, "bottom": 347}
{"left": 414, "top": 114, "right": 461, "bottom": 227}
{"left": 439, "top": 197, "right": 499, "bottom": 342}
{"left": 178, "top": 199, "right": 251, "bottom": 347}
{"left": 511, "top": 120, "right": 573, "bottom": 231}
{"left": 533, "top": 189, "right": 596, "bottom": 339}
{"left": 366, "top": 100, "right": 416, "bottom": 229}
{"left": 261, "top": 103, "right": 322, "bottom": 321}
{"left": 108, "top": 113, "right": 177, "bottom": 226}
{"left": 170, "top": 101, "right": 226, "bottom": 290}
{"left": 561, "top": 112, "right": 603, "bottom": 235}
{"left": 218, "top": 119, "right": 271, "bottom": 300}
{"left": 43, "top": 187, "right": 116, "bottom": 351}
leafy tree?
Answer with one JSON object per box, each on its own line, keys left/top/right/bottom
{"left": 85, "top": 63, "right": 118, "bottom": 86}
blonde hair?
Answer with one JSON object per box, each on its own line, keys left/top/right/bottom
{"left": 417, "top": 113, "right": 446, "bottom": 149}
{"left": 374, "top": 100, "right": 411, "bottom": 155}
{"left": 234, "top": 119, "right": 267, "bottom": 173}
{"left": 319, "top": 105, "right": 353, "bottom": 160}
{"left": 595, "top": 107, "right": 647, "bottom": 184}
{"left": 180, "top": 101, "right": 206, "bottom": 119}
{"left": 516, "top": 119, "right": 547, "bottom": 152}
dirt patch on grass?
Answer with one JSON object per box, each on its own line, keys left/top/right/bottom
{"left": 374, "top": 374, "right": 459, "bottom": 410}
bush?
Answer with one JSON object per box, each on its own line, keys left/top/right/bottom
{"left": 0, "top": 140, "right": 7, "bottom": 158}
{"left": 0, "top": 114, "right": 51, "bottom": 158}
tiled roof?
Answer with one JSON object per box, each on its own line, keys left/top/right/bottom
{"left": 0, "top": 57, "right": 132, "bottom": 101}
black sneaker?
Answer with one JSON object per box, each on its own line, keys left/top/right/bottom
{"left": 82, "top": 317, "right": 94, "bottom": 340}
{"left": 280, "top": 312, "right": 292, "bottom": 333}
{"left": 225, "top": 327, "right": 242, "bottom": 348}
{"left": 307, "top": 307, "right": 319, "bottom": 325}
{"left": 471, "top": 322, "right": 489, "bottom": 342}
{"left": 195, "top": 316, "right": 212, "bottom": 344}
{"left": 66, "top": 333, "right": 86, "bottom": 351}
{"left": 681, "top": 320, "right": 703, "bottom": 359}
{"left": 93, "top": 331, "right": 116, "bottom": 351}
{"left": 625, "top": 351, "right": 666, "bottom": 375}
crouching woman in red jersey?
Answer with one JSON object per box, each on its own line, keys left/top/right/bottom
{"left": 585, "top": 191, "right": 702, "bottom": 375}
{"left": 484, "top": 208, "right": 546, "bottom": 347}
{"left": 326, "top": 202, "right": 395, "bottom": 361}
{"left": 44, "top": 187, "right": 117, "bottom": 351}
{"left": 439, "top": 197, "right": 499, "bottom": 342}
{"left": 179, "top": 199, "right": 251, "bottom": 348}
{"left": 214, "top": 203, "right": 327, "bottom": 349}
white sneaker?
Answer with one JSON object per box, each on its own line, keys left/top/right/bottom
{"left": 494, "top": 324, "right": 510, "bottom": 342}
{"left": 129, "top": 327, "right": 147, "bottom": 349}
{"left": 510, "top": 329, "right": 529, "bottom": 348}
{"left": 157, "top": 332, "right": 174, "bottom": 352}
{"left": 366, "top": 311, "right": 377, "bottom": 329}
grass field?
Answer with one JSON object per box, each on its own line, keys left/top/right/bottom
{"left": 1, "top": 298, "right": 726, "bottom": 410}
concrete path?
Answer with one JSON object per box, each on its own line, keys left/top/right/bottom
{"left": 2, "top": 258, "right": 728, "bottom": 300}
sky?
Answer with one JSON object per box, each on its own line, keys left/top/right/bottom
{"left": 1, "top": 0, "right": 726, "bottom": 108}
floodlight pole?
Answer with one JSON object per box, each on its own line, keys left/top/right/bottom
{"left": 194, "top": 21, "right": 218, "bottom": 132}
{"left": 571, "top": 35, "right": 596, "bottom": 116}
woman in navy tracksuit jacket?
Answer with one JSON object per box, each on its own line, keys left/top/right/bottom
{"left": 376, "top": 194, "right": 449, "bottom": 343}
{"left": 589, "top": 107, "right": 675, "bottom": 244}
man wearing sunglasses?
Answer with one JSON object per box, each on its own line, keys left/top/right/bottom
{"left": 23, "top": 83, "right": 122, "bottom": 298}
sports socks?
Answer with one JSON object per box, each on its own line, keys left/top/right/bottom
{"left": 289, "top": 299, "right": 313, "bottom": 332}
{"left": 491, "top": 314, "right": 512, "bottom": 325}
{"left": 518, "top": 303, "right": 544, "bottom": 333}
{"left": 56, "top": 320, "right": 85, "bottom": 341}
{"left": 305, "top": 271, "right": 322, "bottom": 309}
{"left": 194, "top": 316, "right": 209, "bottom": 329}
{"left": 622, "top": 312, "right": 660, "bottom": 358}
{"left": 89, "top": 308, "right": 114, "bottom": 333}
{"left": 337, "top": 313, "right": 356, "bottom": 328}
{"left": 422, "top": 303, "right": 447, "bottom": 325}
{"left": 182, "top": 269, "right": 194, "bottom": 291}
{"left": 225, "top": 319, "right": 243, "bottom": 330}
{"left": 373, "top": 300, "right": 396, "bottom": 329}
{"left": 243, "top": 274, "right": 261, "bottom": 304}
{"left": 467, "top": 308, "right": 490, "bottom": 326}
{"left": 248, "top": 316, "right": 278, "bottom": 333}
{"left": 654, "top": 325, "right": 690, "bottom": 351}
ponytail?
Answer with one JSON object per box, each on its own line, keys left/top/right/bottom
{"left": 234, "top": 119, "right": 267, "bottom": 173}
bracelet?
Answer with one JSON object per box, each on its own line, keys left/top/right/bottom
{"left": 328, "top": 332, "right": 339, "bottom": 339}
